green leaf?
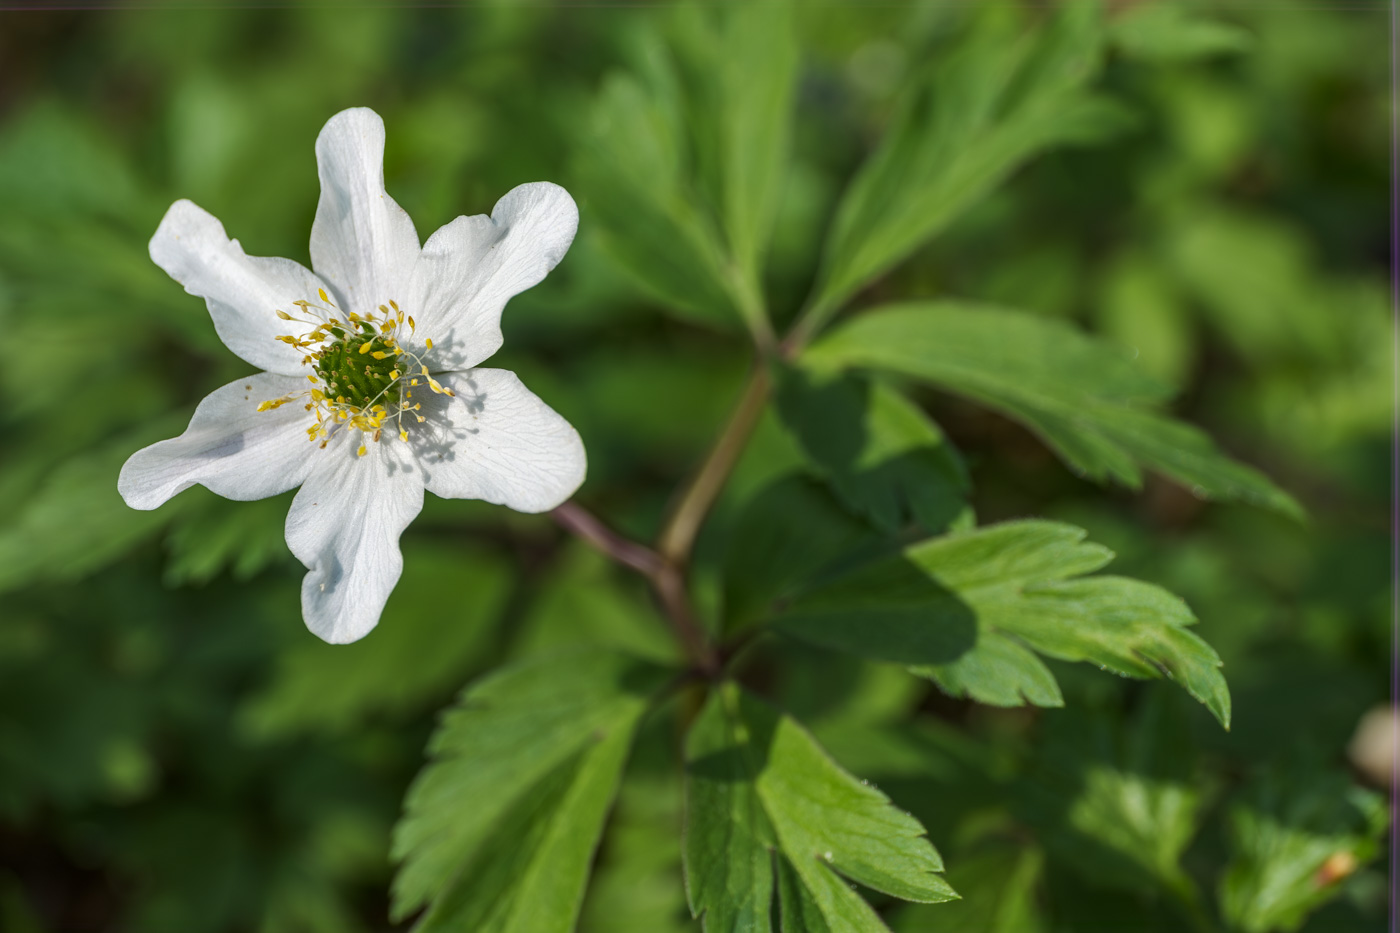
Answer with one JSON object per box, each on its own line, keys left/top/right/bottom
{"left": 392, "top": 650, "right": 674, "bottom": 924}
{"left": 415, "top": 724, "right": 635, "bottom": 933}
{"left": 810, "top": 0, "right": 1128, "bottom": 320}
{"left": 1111, "top": 2, "right": 1252, "bottom": 63}
{"left": 721, "top": 475, "right": 884, "bottom": 634}
{"left": 684, "top": 684, "right": 955, "bottom": 933}
{"left": 804, "top": 302, "right": 1301, "bottom": 519}
{"left": 672, "top": 0, "right": 796, "bottom": 302}
{"left": 1220, "top": 766, "right": 1389, "bottom": 933}
{"left": 774, "top": 369, "right": 969, "bottom": 534}
{"left": 1019, "top": 693, "right": 1206, "bottom": 903}
{"left": 238, "top": 542, "right": 512, "bottom": 739}
{"left": 775, "top": 521, "right": 1230, "bottom": 727}
{"left": 573, "top": 0, "right": 796, "bottom": 336}
{"left": 889, "top": 845, "right": 1045, "bottom": 933}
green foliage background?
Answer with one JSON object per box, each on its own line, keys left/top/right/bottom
{"left": 0, "top": 2, "right": 1387, "bottom": 931}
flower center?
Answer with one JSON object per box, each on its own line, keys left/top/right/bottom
{"left": 257, "top": 290, "right": 453, "bottom": 456}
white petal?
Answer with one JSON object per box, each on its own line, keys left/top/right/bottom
{"left": 413, "top": 368, "right": 585, "bottom": 512}
{"left": 119, "top": 373, "right": 316, "bottom": 509}
{"left": 286, "top": 436, "right": 425, "bottom": 644}
{"left": 150, "top": 200, "right": 330, "bottom": 376}
{"left": 408, "top": 182, "right": 578, "bottom": 371}
{"left": 310, "top": 108, "right": 420, "bottom": 315}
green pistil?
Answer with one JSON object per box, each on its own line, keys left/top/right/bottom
{"left": 313, "top": 330, "right": 400, "bottom": 409}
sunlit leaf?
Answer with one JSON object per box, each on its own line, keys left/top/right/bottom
{"left": 684, "top": 683, "right": 956, "bottom": 932}
{"left": 392, "top": 650, "right": 674, "bottom": 924}
{"left": 804, "top": 302, "right": 1302, "bottom": 518}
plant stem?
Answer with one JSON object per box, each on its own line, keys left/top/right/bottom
{"left": 657, "top": 363, "right": 772, "bottom": 565}
{"left": 551, "top": 502, "right": 663, "bottom": 577}
{"left": 550, "top": 503, "right": 719, "bottom": 676}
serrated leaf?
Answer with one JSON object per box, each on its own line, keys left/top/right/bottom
{"left": 392, "top": 650, "right": 674, "bottom": 923}
{"left": 722, "top": 475, "right": 884, "bottom": 634}
{"left": 804, "top": 302, "right": 1301, "bottom": 519}
{"left": 684, "top": 684, "right": 955, "bottom": 933}
{"left": 238, "top": 542, "right": 512, "bottom": 739}
{"left": 889, "top": 845, "right": 1045, "bottom": 933}
{"left": 775, "top": 521, "right": 1230, "bottom": 726}
{"left": 1019, "top": 692, "right": 1206, "bottom": 902}
{"left": 1220, "top": 766, "right": 1389, "bottom": 933}
{"left": 809, "top": 0, "right": 1128, "bottom": 320}
{"left": 415, "top": 723, "right": 635, "bottom": 933}
{"left": 774, "top": 369, "right": 969, "bottom": 534}
{"left": 573, "top": 0, "right": 795, "bottom": 335}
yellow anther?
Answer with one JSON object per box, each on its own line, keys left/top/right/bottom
{"left": 275, "top": 309, "right": 293, "bottom": 320}
{"left": 307, "top": 374, "right": 318, "bottom": 383}
{"left": 425, "top": 338, "right": 433, "bottom": 350}
{"left": 318, "top": 287, "right": 331, "bottom": 304}
{"left": 389, "top": 370, "right": 400, "bottom": 380}
{"left": 371, "top": 351, "right": 389, "bottom": 360}
{"left": 399, "top": 428, "right": 409, "bottom": 442}
{"left": 311, "top": 389, "right": 325, "bottom": 402}
{"left": 407, "top": 315, "right": 416, "bottom": 332}
{"left": 427, "top": 377, "right": 445, "bottom": 394}
{"left": 410, "top": 378, "right": 419, "bottom": 387}
{"left": 357, "top": 444, "right": 367, "bottom": 457}
{"left": 359, "top": 341, "right": 373, "bottom": 355}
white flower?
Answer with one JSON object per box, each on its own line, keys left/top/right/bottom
{"left": 119, "top": 107, "right": 585, "bottom": 644}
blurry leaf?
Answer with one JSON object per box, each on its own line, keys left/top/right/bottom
{"left": 775, "top": 369, "right": 969, "bottom": 534}
{"left": 514, "top": 543, "right": 680, "bottom": 663}
{"left": 1111, "top": 2, "right": 1252, "bottom": 62}
{"left": 239, "top": 542, "right": 511, "bottom": 738}
{"left": 774, "top": 521, "right": 1231, "bottom": 726}
{"left": 673, "top": 0, "right": 797, "bottom": 307}
{"left": 810, "top": 0, "right": 1129, "bottom": 319}
{"left": 1020, "top": 695, "right": 1206, "bottom": 905}
{"left": 392, "top": 650, "right": 673, "bottom": 923}
{"left": 575, "top": 64, "right": 736, "bottom": 328}
{"left": 0, "top": 421, "right": 189, "bottom": 595}
{"left": 889, "top": 844, "right": 1045, "bottom": 933}
{"left": 162, "top": 491, "right": 292, "bottom": 586}
{"left": 0, "top": 103, "right": 152, "bottom": 220}
{"left": 1094, "top": 249, "right": 1193, "bottom": 388}
{"left": 722, "top": 474, "right": 883, "bottom": 634}
{"left": 1220, "top": 767, "right": 1388, "bottom": 933}
{"left": 574, "top": 0, "right": 797, "bottom": 335}
{"left": 684, "top": 683, "right": 955, "bottom": 932}
{"left": 804, "top": 302, "right": 1302, "bottom": 518}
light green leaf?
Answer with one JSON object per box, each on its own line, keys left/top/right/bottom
{"left": 889, "top": 845, "right": 1045, "bottom": 933}
{"left": 238, "top": 542, "right": 512, "bottom": 739}
{"left": 392, "top": 650, "right": 674, "bottom": 924}
{"left": 809, "top": 0, "right": 1128, "bottom": 322}
{"left": 774, "top": 369, "right": 969, "bottom": 534}
{"left": 775, "top": 521, "right": 1230, "bottom": 727}
{"left": 684, "top": 684, "right": 955, "bottom": 933}
{"left": 573, "top": 0, "right": 795, "bottom": 336}
{"left": 804, "top": 302, "right": 1301, "bottom": 518}
{"left": 1220, "top": 767, "right": 1389, "bottom": 933}
{"left": 1111, "top": 2, "right": 1252, "bottom": 62}
{"left": 415, "top": 723, "right": 636, "bottom": 933}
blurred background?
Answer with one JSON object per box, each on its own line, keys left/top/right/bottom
{"left": 0, "top": 2, "right": 1388, "bottom": 931}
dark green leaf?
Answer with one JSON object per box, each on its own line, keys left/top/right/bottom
{"left": 392, "top": 650, "right": 674, "bottom": 924}
{"left": 804, "top": 302, "right": 1301, "bottom": 518}
{"left": 239, "top": 542, "right": 512, "bottom": 739}
{"left": 774, "top": 369, "right": 969, "bottom": 534}
{"left": 722, "top": 475, "right": 883, "bottom": 634}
